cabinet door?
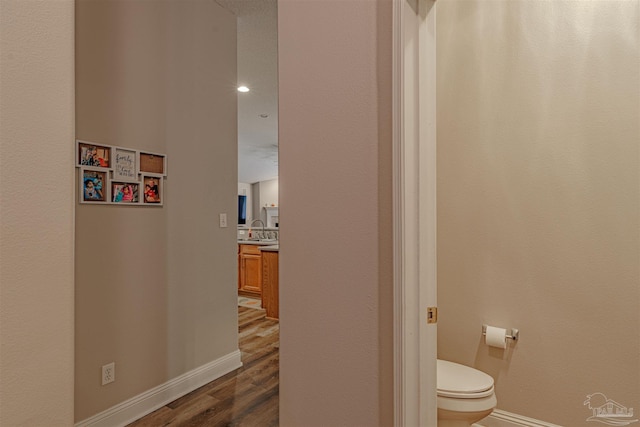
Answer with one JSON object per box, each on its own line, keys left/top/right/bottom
{"left": 238, "top": 253, "right": 241, "bottom": 290}
{"left": 242, "top": 253, "right": 262, "bottom": 293}
{"left": 262, "top": 251, "right": 279, "bottom": 319}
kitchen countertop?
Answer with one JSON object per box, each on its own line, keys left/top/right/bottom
{"left": 258, "top": 245, "right": 279, "bottom": 252}
{"left": 237, "top": 240, "right": 278, "bottom": 246}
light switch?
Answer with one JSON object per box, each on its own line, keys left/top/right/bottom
{"left": 219, "top": 213, "right": 228, "bottom": 228}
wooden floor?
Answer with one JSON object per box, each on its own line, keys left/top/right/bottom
{"left": 128, "top": 306, "right": 279, "bottom": 427}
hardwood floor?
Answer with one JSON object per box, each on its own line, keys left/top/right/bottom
{"left": 128, "top": 306, "right": 279, "bottom": 427}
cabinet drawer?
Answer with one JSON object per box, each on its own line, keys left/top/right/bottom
{"left": 239, "top": 244, "right": 261, "bottom": 255}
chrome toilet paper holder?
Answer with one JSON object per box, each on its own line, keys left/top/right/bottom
{"left": 482, "top": 324, "right": 519, "bottom": 341}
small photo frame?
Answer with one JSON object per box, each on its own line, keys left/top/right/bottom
{"left": 139, "top": 152, "right": 166, "bottom": 176}
{"left": 81, "top": 169, "right": 108, "bottom": 203}
{"left": 113, "top": 147, "right": 138, "bottom": 182}
{"left": 77, "top": 141, "right": 111, "bottom": 168}
{"left": 112, "top": 182, "right": 140, "bottom": 204}
{"left": 142, "top": 176, "right": 162, "bottom": 205}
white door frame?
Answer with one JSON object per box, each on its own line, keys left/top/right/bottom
{"left": 393, "top": 0, "right": 438, "bottom": 425}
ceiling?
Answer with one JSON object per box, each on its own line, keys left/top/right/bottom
{"left": 217, "top": 0, "right": 279, "bottom": 184}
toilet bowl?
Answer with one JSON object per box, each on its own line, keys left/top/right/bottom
{"left": 437, "top": 359, "right": 497, "bottom": 427}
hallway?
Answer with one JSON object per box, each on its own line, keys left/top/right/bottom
{"left": 128, "top": 307, "right": 279, "bottom": 426}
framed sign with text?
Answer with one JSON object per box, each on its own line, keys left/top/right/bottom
{"left": 113, "top": 148, "right": 138, "bottom": 182}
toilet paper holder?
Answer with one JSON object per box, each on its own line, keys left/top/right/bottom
{"left": 482, "top": 324, "right": 519, "bottom": 341}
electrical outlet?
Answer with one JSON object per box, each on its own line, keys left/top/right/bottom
{"left": 219, "top": 213, "right": 228, "bottom": 228}
{"left": 102, "top": 362, "right": 115, "bottom": 385}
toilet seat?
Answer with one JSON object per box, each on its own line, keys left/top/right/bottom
{"left": 437, "top": 360, "right": 495, "bottom": 399}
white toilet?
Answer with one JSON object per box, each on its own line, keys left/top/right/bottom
{"left": 437, "top": 359, "right": 497, "bottom": 427}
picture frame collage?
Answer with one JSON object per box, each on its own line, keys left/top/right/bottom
{"left": 76, "top": 140, "right": 167, "bottom": 206}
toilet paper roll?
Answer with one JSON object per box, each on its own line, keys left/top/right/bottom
{"left": 485, "top": 326, "right": 507, "bottom": 349}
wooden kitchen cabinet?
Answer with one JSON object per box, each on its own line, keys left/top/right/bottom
{"left": 238, "top": 244, "right": 262, "bottom": 297}
{"left": 261, "top": 250, "right": 279, "bottom": 320}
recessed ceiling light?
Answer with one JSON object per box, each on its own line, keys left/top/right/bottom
{"left": 259, "top": 114, "right": 269, "bottom": 118}
{"left": 237, "top": 86, "right": 250, "bottom": 93}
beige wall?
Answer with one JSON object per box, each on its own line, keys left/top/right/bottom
{"left": 75, "top": 0, "right": 238, "bottom": 421}
{"left": 436, "top": 1, "right": 639, "bottom": 425}
{"left": 248, "top": 179, "right": 277, "bottom": 224}
{"left": 278, "top": 0, "right": 394, "bottom": 425}
{"left": 0, "top": 1, "right": 75, "bottom": 425}
{"left": 258, "top": 178, "right": 279, "bottom": 208}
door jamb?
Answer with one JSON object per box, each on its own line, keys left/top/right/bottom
{"left": 393, "top": 0, "right": 438, "bottom": 425}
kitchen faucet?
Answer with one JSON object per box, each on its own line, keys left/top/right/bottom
{"left": 249, "top": 219, "right": 265, "bottom": 239}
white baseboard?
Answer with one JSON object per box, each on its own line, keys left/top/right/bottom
{"left": 474, "top": 409, "right": 562, "bottom": 427}
{"left": 75, "top": 350, "right": 243, "bottom": 427}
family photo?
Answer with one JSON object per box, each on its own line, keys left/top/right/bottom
{"left": 82, "top": 170, "right": 106, "bottom": 202}
{"left": 112, "top": 183, "right": 139, "bottom": 203}
{"left": 143, "top": 177, "right": 161, "bottom": 203}
{"left": 77, "top": 141, "right": 165, "bottom": 206}
{"left": 78, "top": 142, "right": 110, "bottom": 168}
